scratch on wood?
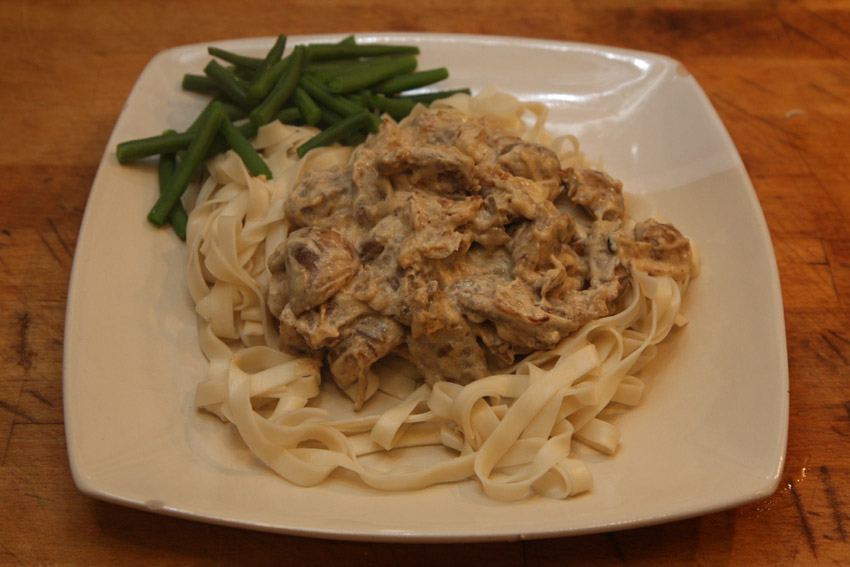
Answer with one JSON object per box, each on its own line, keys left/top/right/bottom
{"left": 606, "top": 531, "right": 627, "bottom": 563}
{"left": 47, "top": 217, "right": 72, "bottom": 256}
{"left": 24, "top": 492, "right": 53, "bottom": 502}
{"left": 821, "top": 331, "right": 849, "bottom": 365}
{"left": 0, "top": 400, "right": 36, "bottom": 423}
{"left": 26, "top": 390, "right": 54, "bottom": 407}
{"left": 734, "top": 73, "right": 776, "bottom": 96}
{"left": 387, "top": 543, "right": 401, "bottom": 566}
{"left": 37, "top": 230, "right": 64, "bottom": 267}
{"left": 826, "top": 329, "right": 850, "bottom": 345}
{"left": 713, "top": 95, "right": 799, "bottom": 145}
{"left": 806, "top": 8, "right": 850, "bottom": 58}
{"left": 775, "top": 11, "right": 848, "bottom": 61}
{"left": 807, "top": 83, "right": 850, "bottom": 108}
{"left": 790, "top": 479, "right": 818, "bottom": 557}
{"left": 16, "top": 312, "right": 34, "bottom": 369}
{"left": 521, "top": 540, "right": 541, "bottom": 566}
{"left": 820, "top": 466, "right": 847, "bottom": 542}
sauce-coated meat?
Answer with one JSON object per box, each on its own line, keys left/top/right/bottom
{"left": 267, "top": 108, "right": 693, "bottom": 407}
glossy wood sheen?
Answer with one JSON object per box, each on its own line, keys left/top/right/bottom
{"left": 1, "top": 1, "right": 848, "bottom": 565}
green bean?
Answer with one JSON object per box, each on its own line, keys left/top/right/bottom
{"left": 256, "top": 34, "right": 287, "bottom": 76}
{"left": 157, "top": 134, "right": 187, "bottom": 240}
{"left": 148, "top": 104, "right": 224, "bottom": 226}
{"left": 248, "top": 35, "right": 288, "bottom": 99}
{"left": 317, "top": 104, "right": 344, "bottom": 126}
{"left": 299, "top": 74, "right": 381, "bottom": 132}
{"left": 344, "top": 91, "right": 369, "bottom": 108}
{"left": 303, "top": 59, "right": 361, "bottom": 83}
{"left": 368, "top": 94, "right": 418, "bottom": 120}
{"left": 185, "top": 99, "right": 218, "bottom": 134}
{"left": 293, "top": 86, "right": 322, "bottom": 125}
{"left": 297, "top": 110, "right": 372, "bottom": 158}
{"left": 157, "top": 131, "right": 177, "bottom": 185}
{"left": 372, "top": 67, "right": 449, "bottom": 95}
{"left": 117, "top": 131, "right": 193, "bottom": 164}
{"left": 184, "top": 97, "right": 245, "bottom": 132}
{"left": 250, "top": 45, "right": 306, "bottom": 126}
{"left": 167, "top": 191, "right": 188, "bottom": 240}
{"left": 249, "top": 56, "right": 290, "bottom": 100}
{"left": 202, "top": 121, "right": 259, "bottom": 160}
{"left": 326, "top": 55, "right": 418, "bottom": 93}
{"left": 221, "top": 102, "right": 249, "bottom": 121}
{"left": 227, "top": 64, "right": 253, "bottom": 81}
{"left": 336, "top": 34, "right": 356, "bottom": 46}
{"left": 317, "top": 105, "right": 366, "bottom": 146}
{"left": 274, "top": 107, "right": 303, "bottom": 124}
{"left": 117, "top": 102, "right": 251, "bottom": 163}
{"left": 199, "top": 100, "right": 249, "bottom": 123}
{"left": 305, "top": 43, "right": 419, "bottom": 61}
{"left": 218, "top": 112, "right": 272, "bottom": 179}
{"left": 299, "top": 73, "right": 363, "bottom": 117}
{"left": 207, "top": 46, "right": 264, "bottom": 70}
{"left": 203, "top": 60, "right": 257, "bottom": 109}
{"left": 181, "top": 74, "right": 218, "bottom": 93}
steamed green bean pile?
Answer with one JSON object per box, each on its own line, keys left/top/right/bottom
{"left": 116, "top": 34, "right": 468, "bottom": 239}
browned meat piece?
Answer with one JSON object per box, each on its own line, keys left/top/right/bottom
{"left": 635, "top": 220, "right": 691, "bottom": 268}
{"left": 562, "top": 167, "right": 625, "bottom": 221}
{"left": 277, "top": 303, "right": 312, "bottom": 354}
{"left": 327, "top": 316, "right": 405, "bottom": 409}
{"left": 508, "top": 202, "right": 583, "bottom": 299}
{"left": 287, "top": 291, "right": 372, "bottom": 351}
{"left": 468, "top": 321, "right": 533, "bottom": 367}
{"left": 497, "top": 142, "right": 563, "bottom": 201}
{"left": 447, "top": 276, "right": 571, "bottom": 351}
{"left": 404, "top": 281, "right": 489, "bottom": 385}
{"left": 375, "top": 144, "right": 479, "bottom": 196}
{"left": 613, "top": 219, "right": 693, "bottom": 284}
{"left": 269, "top": 228, "right": 373, "bottom": 356}
{"left": 285, "top": 167, "right": 352, "bottom": 229}
{"left": 580, "top": 221, "right": 631, "bottom": 294}
{"left": 397, "top": 193, "right": 483, "bottom": 267}
{"left": 476, "top": 165, "right": 550, "bottom": 220}
{"left": 349, "top": 148, "right": 394, "bottom": 227}
{"left": 449, "top": 221, "right": 632, "bottom": 353}
{"left": 405, "top": 108, "right": 466, "bottom": 147}
{"left": 271, "top": 227, "right": 360, "bottom": 316}
{"left": 445, "top": 243, "right": 514, "bottom": 281}
{"left": 266, "top": 249, "right": 289, "bottom": 321}
{"left": 361, "top": 107, "right": 482, "bottom": 197}
{"left": 448, "top": 269, "right": 626, "bottom": 354}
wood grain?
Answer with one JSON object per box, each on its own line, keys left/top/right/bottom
{"left": 2, "top": 0, "right": 849, "bottom": 565}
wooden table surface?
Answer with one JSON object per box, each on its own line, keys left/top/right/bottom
{"left": 2, "top": 0, "right": 849, "bottom": 565}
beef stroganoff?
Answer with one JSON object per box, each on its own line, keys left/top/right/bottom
{"left": 188, "top": 88, "right": 697, "bottom": 500}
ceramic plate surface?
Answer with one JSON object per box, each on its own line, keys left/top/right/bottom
{"left": 64, "top": 33, "right": 788, "bottom": 541}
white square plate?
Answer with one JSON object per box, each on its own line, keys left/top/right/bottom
{"left": 64, "top": 33, "right": 788, "bottom": 541}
